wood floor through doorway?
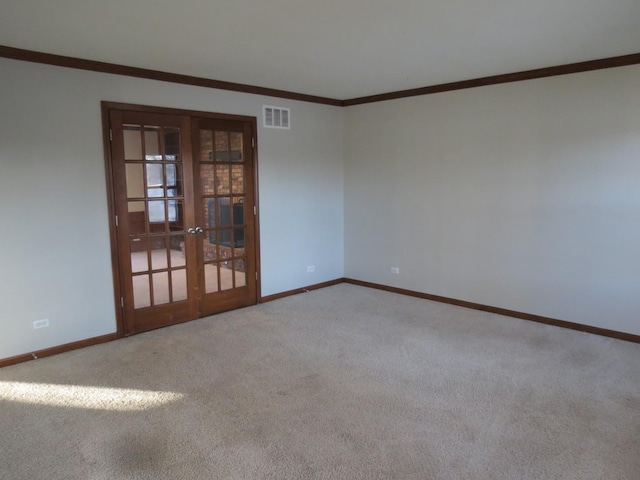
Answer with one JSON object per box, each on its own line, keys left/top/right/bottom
{"left": 130, "top": 249, "right": 245, "bottom": 308}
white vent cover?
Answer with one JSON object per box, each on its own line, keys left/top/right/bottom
{"left": 263, "top": 106, "right": 290, "bottom": 129}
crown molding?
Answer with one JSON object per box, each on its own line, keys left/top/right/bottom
{"left": 344, "top": 53, "right": 640, "bottom": 106}
{"left": 2, "top": 45, "right": 640, "bottom": 107}
{"left": 0, "top": 45, "right": 343, "bottom": 107}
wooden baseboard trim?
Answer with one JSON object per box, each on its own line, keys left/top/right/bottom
{"left": 260, "top": 278, "right": 346, "bottom": 303}
{"left": 0, "top": 333, "right": 119, "bottom": 368}
{"left": 3, "top": 278, "right": 634, "bottom": 368}
{"left": 344, "top": 278, "right": 640, "bottom": 344}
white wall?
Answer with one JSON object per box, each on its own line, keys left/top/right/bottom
{"left": 345, "top": 65, "right": 640, "bottom": 336}
{"left": 2, "top": 57, "right": 638, "bottom": 361}
{"left": 0, "top": 58, "right": 344, "bottom": 360}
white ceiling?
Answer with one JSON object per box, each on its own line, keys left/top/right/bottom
{"left": 2, "top": 0, "right": 640, "bottom": 100}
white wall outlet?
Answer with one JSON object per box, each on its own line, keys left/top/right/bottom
{"left": 33, "top": 319, "right": 49, "bottom": 329}
{"left": 307, "top": 265, "right": 315, "bottom": 273}
{"left": 390, "top": 267, "right": 400, "bottom": 274}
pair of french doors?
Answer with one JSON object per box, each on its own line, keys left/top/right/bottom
{"left": 105, "top": 104, "right": 258, "bottom": 335}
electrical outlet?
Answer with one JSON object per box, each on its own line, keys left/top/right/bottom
{"left": 307, "top": 265, "right": 315, "bottom": 273}
{"left": 33, "top": 319, "right": 49, "bottom": 329}
{"left": 390, "top": 267, "right": 400, "bottom": 274}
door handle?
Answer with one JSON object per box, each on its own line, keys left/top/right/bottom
{"left": 195, "top": 227, "right": 204, "bottom": 234}
{"left": 187, "top": 227, "right": 196, "bottom": 235}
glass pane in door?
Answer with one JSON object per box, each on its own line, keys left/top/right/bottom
{"left": 151, "top": 238, "right": 169, "bottom": 270}
{"left": 128, "top": 201, "right": 147, "bottom": 235}
{"left": 123, "top": 124, "right": 188, "bottom": 309}
{"left": 200, "top": 130, "right": 213, "bottom": 161}
{"left": 125, "top": 164, "right": 144, "bottom": 198}
{"left": 215, "top": 165, "right": 230, "bottom": 194}
{"left": 214, "top": 131, "right": 229, "bottom": 161}
{"left": 171, "top": 269, "right": 188, "bottom": 302}
{"left": 231, "top": 165, "right": 244, "bottom": 194}
{"left": 204, "top": 263, "right": 219, "bottom": 294}
{"left": 220, "top": 260, "right": 234, "bottom": 291}
{"left": 132, "top": 275, "right": 151, "bottom": 309}
{"left": 123, "top": 125, "right": 142, "bottom": 160}
{"left": 130, "top": 237, "right": 149, "bottom": 272}
{"left": 233, "top": 259, "right": 247, "bottom": 288}
{"left": 144, "top": 128, "right": 161, "bottom": 160}
{"left": 170, "top": 234, "right": 186, "bottom": 268}
{"left": 164, "top": 127, "right": 180, "bottom": 161}
{"left": 198, "top": 126, "right": 248, "bottom": 299}
{"left": 229, "top": 132, "right": 243, "bottom": 162}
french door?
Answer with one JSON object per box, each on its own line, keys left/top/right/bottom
{"left": 105, "top": 104, "right": 258, "bottom": 335}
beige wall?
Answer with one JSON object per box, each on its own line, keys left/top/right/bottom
{"left": 345, "top": 65, "right": 640, "bottom": 335}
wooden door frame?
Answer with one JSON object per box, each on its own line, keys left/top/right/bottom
{"left": 101, "top": 101, "right": 261, "bottom": 337}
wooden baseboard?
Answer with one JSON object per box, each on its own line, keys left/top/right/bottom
{"left": 344, "top": 278, "right": 640, "bottom": 344}
{"left": 0, "top": 333, "right": 119, "bottom": 368}
{"left": 260, "top": 278, "right": 346, "bottom": 303}
{"left": 4, "top": 278, "right": 635, "bottom": 368}
{"left": 1, "top": 278, "right": 347, "bottom": 367}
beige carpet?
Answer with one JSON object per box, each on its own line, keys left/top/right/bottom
{"left": 1, "top": 284, "right": 638, "bottom": 479}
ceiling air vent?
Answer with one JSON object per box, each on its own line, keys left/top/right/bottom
{"left": 263, "top": 106, "right": 290, "bottom": 129}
